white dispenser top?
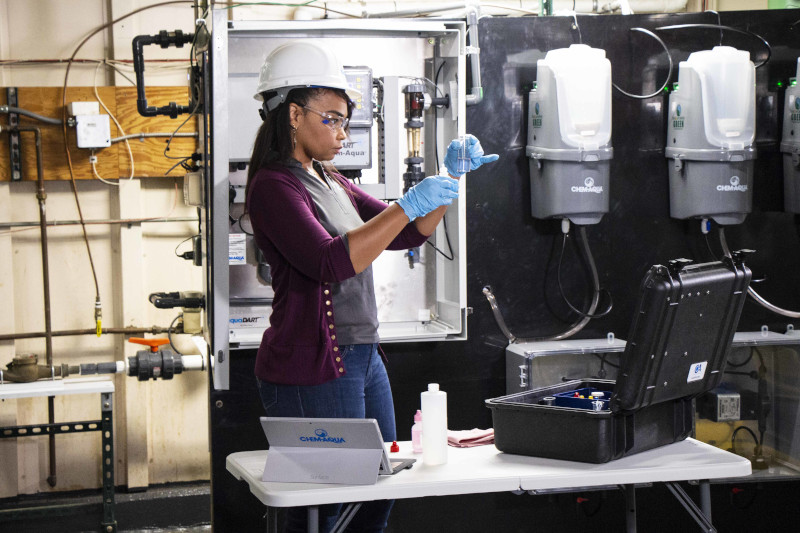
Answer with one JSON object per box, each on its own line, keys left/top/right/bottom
{"left": 427, "top": 383, "right": 439, "bottom": 392}
{"left": 681, "top": 46, "right": 755, "bottom": 149}
{"left": 537, "top": 44, "right": 612, "bottom": 150}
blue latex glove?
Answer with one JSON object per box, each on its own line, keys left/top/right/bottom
{"left": 443, "top": 134, "right": 500, "bottom": 177}
{"left": 395, "top": 175, "right": 460, "bottom": 221}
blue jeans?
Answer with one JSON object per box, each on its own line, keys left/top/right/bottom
{"left": 257, "top": 343, "right": 396, "bottom": 533}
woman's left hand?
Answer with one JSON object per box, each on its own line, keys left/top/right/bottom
{"left": 444, "top": 134, "right": 500, "bottom": 177}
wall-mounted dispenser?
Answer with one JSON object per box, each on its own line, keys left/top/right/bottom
{"left": 665, "top": 46, "right": 756, "bottom": 225}
{"left": 526, "top": 44, "right": 613, "bottom": 225}
{"left": 781, "top": 58, "right": 800, "bottom": 213}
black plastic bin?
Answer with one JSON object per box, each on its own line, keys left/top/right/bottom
{"left": 486, "top": 253, "right": 752, "bottom": 463}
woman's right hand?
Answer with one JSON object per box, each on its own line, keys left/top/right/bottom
{"left": 395, "top": 175, "right": 460, "bottom": 221}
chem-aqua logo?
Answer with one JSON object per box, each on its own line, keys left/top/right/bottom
{"left": 676, "top": 105, "right": 681, "bottom": 116}
{"left": 535, "top": 102, "right": 540, "bottom": 115}
{"left": 299, "top": 428, "right": 346, "bottom": 444}
{"left": 716, "top": 175, "right": 748, "bottom": 192}
{"left": 571, "top": 177, "right": 603, "bottom": 194}
{"left": 796, "top": 97, "right": 800, "bottom": 110}
{"left": 694, "top": 364, "right": 702, "bottom": 374}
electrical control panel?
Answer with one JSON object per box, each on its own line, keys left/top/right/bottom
{"left": 209, "top": 15, "right": 468, "bottom": 389}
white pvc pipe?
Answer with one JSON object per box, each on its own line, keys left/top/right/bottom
{"left": 291, "top": 0, "right": 689, "bottom": 19}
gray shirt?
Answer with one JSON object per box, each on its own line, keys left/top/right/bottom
{"left": 287, "top": 159, "right": 379, "bottom": 345}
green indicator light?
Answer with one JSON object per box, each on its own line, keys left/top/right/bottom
{"left": 673, "top": 83, "right": 679, "bottom": 91}
{"left": 777, "top": 81, "right": 784, "bottom": 88}
{"left": 792, "top": 79, "right": 798, "bottom": 87}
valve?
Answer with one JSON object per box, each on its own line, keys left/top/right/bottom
{"left": 127, "top": 338, "right": 184, "bottom": 381}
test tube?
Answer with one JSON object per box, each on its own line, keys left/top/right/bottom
{"left": 457, "top": 135, "right": 470, "bottom": 174}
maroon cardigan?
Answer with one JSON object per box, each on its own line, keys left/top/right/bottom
{"left": 246, "top": 164, "right": 428, "bottom": 385}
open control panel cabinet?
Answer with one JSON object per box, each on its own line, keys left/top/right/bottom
{"left": 206, "top": 11, "right": 468, "bottom": 389}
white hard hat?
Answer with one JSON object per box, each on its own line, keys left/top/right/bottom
{"left": 254, "top": 41, "right": 361, "bottom": 111}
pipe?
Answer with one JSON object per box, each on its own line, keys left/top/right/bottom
{"left": 3, "top": 124, "right": 59, "bottom": 487}
{"left": 290, "top": 0, "right": 689, "bottom": 18}
{"left": 111, "top": 131, "right": 197, "bottom": 143}
{"left": 465, "top": 7, "right": 483, "bottom": 106}
{"left": 0, "top": 105, "right": 63, "bottom": 125}
{"left": 0, "top": 326, "right": 174, "bottom": 342}
{"left": 719, "top": 228, "right": 800, "bottom": 319}
{"left": 0, "top": 216, "right": 198, "bottom": 229}
{"left": 132, "top": 31, "right": 195, "bottom": 118}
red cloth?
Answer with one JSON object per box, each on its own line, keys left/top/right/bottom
{"left": 447, "top": 428, "right": 494, "bottom": 448}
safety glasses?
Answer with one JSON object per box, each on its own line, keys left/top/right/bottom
{"left": 302, "top": 106, "right": 349, "bottom": 131}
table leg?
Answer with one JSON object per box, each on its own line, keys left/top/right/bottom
{"left": 699, "top": 480, "right": 712, "bottom": 521}
{"left": 331, "top": 503, "right": 362, "bottom": 533}
{"left": 264, "top": 506, "right": 278, "bottom": 533}
{"left": 307, "top": 505, "right": 319, "bottom": 533}
{"left": 623, "top": 484, "right": 637, "bottom": 533}
{"left": 664, "top": 482, "right": 716, "bottom": 533}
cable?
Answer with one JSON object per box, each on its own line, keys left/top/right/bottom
{"left": 0, "top": 105, "right": 62, "bottom": 125}
{"left": 731, "top": 425, "right": 760, "bottom": 454}
{"left": 483, "top": 226, "right": 605, "bottom": 343}
{"left": 612, "top": 28, "right": 674, "bottom": 100}
{"left": 556, "top": 230, "right": 613, "bottom": 319}
{"left": 719, "top": 227, "right": 800, "bottom": 318}
{"left": 61, "top": 0, "right": 197, "bottom": 332}
{"left": 94, "top": 61, "right": 135, "bottom": 183}
{"left": 654, "top": 24, "right": 772, "bottom": 69}
{"left": 168, "top": 314, "right": 184, "bottom": 356}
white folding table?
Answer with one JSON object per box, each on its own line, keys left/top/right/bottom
{"left": 227, "top": 438, "right": 751, "bottom": 533}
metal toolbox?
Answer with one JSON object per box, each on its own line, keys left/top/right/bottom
{"left": 486, "top": 253, "right": 752, "bottom": 463}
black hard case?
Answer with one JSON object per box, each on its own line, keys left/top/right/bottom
{"left": 486, "top": 255, "right": 752, "bottom": 463}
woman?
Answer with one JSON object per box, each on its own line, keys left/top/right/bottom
{"left": 246, "top": 41, "right": 498, "bottom": 533}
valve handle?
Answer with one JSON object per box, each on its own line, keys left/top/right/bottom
{"left": 128, "top": 337, "right": 170, "bottom": 353}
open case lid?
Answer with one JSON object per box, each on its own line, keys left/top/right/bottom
{"left": 610, "top": 251, "right": 752, "bottom": 413}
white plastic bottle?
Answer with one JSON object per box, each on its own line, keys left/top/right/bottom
{"left": 421, "top": 383, "right": 448, "bottom": 465}
{"left": 411, "top": 410, "right": 423, "bottom": 454}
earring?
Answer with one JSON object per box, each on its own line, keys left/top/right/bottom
{"left": 290, "top": 124, "right": 297, "bottom": 150}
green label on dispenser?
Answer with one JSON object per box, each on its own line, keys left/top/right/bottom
{"left": 532, "top": 102, "right": 542, "bottom": 128}
{"left": 673, "top": 117, "right": 685, "bottom": 129}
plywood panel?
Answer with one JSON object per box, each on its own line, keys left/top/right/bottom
{"left": 114, "top": 87, "right": 198, "bottom": 178}
{"left": 0, "top": 87, "right": 119, "bottom": 182}
{"left": 0, "top": 86, "right": 198, "bottom": 181}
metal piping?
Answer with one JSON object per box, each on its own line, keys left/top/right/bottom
{"left": 289, "top": 0, "right": 689, "bottom": 18}
{"left": 2, "top": 124, "right": 59, "bottom": 487}
{"left": 0, "top": 326, "right": 174, "bottom": 342}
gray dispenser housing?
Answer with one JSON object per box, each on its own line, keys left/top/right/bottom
{"left": 526, "top": 45, "right": 613, "bottom": 226}
{"left": 781, "top": 59, "right": 800, "bottom": 214}
{"left": 665, "top": 46, "right": 756, "bottom": 226}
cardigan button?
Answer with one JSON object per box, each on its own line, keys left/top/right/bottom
{"left": 336, "top": 357, "right": 341, "bottom": 362}
{"left": 325, "top": 300, "right": 331, "bottom": 306}
{"left": 329, "top": 324, "right": 334, "bottom": 330}
{"left": 324, "top": 289, "right": 330, "bottom": 295}
{"left": 331, "top": 335, "right": 336, "bottom": 340}
{"left": 339, "top": 367, "right": 344, "bottom": 373}
{"left": 327, "top": 311, "right": 332, "bottom": 317}
{"left": 333, "top": 346, "right": 339, "bottom": 352}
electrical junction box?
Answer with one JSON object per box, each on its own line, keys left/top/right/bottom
{"left": 781, "top": 58, "right": 800, "bottom": 213}
{"left": 68, "top": 101, "right": 100, "bottom": 116}
{"left": 665, "top": 46, "right": 756, "bottom": 225}
{"left": 698, "top": 385, "right": 741, "bottom": 422}
{"left": 526, "top": 44, "right": 613, "bottom": 225}
{"left": 75, "top": 114, "right": 111, "bottom": 148}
